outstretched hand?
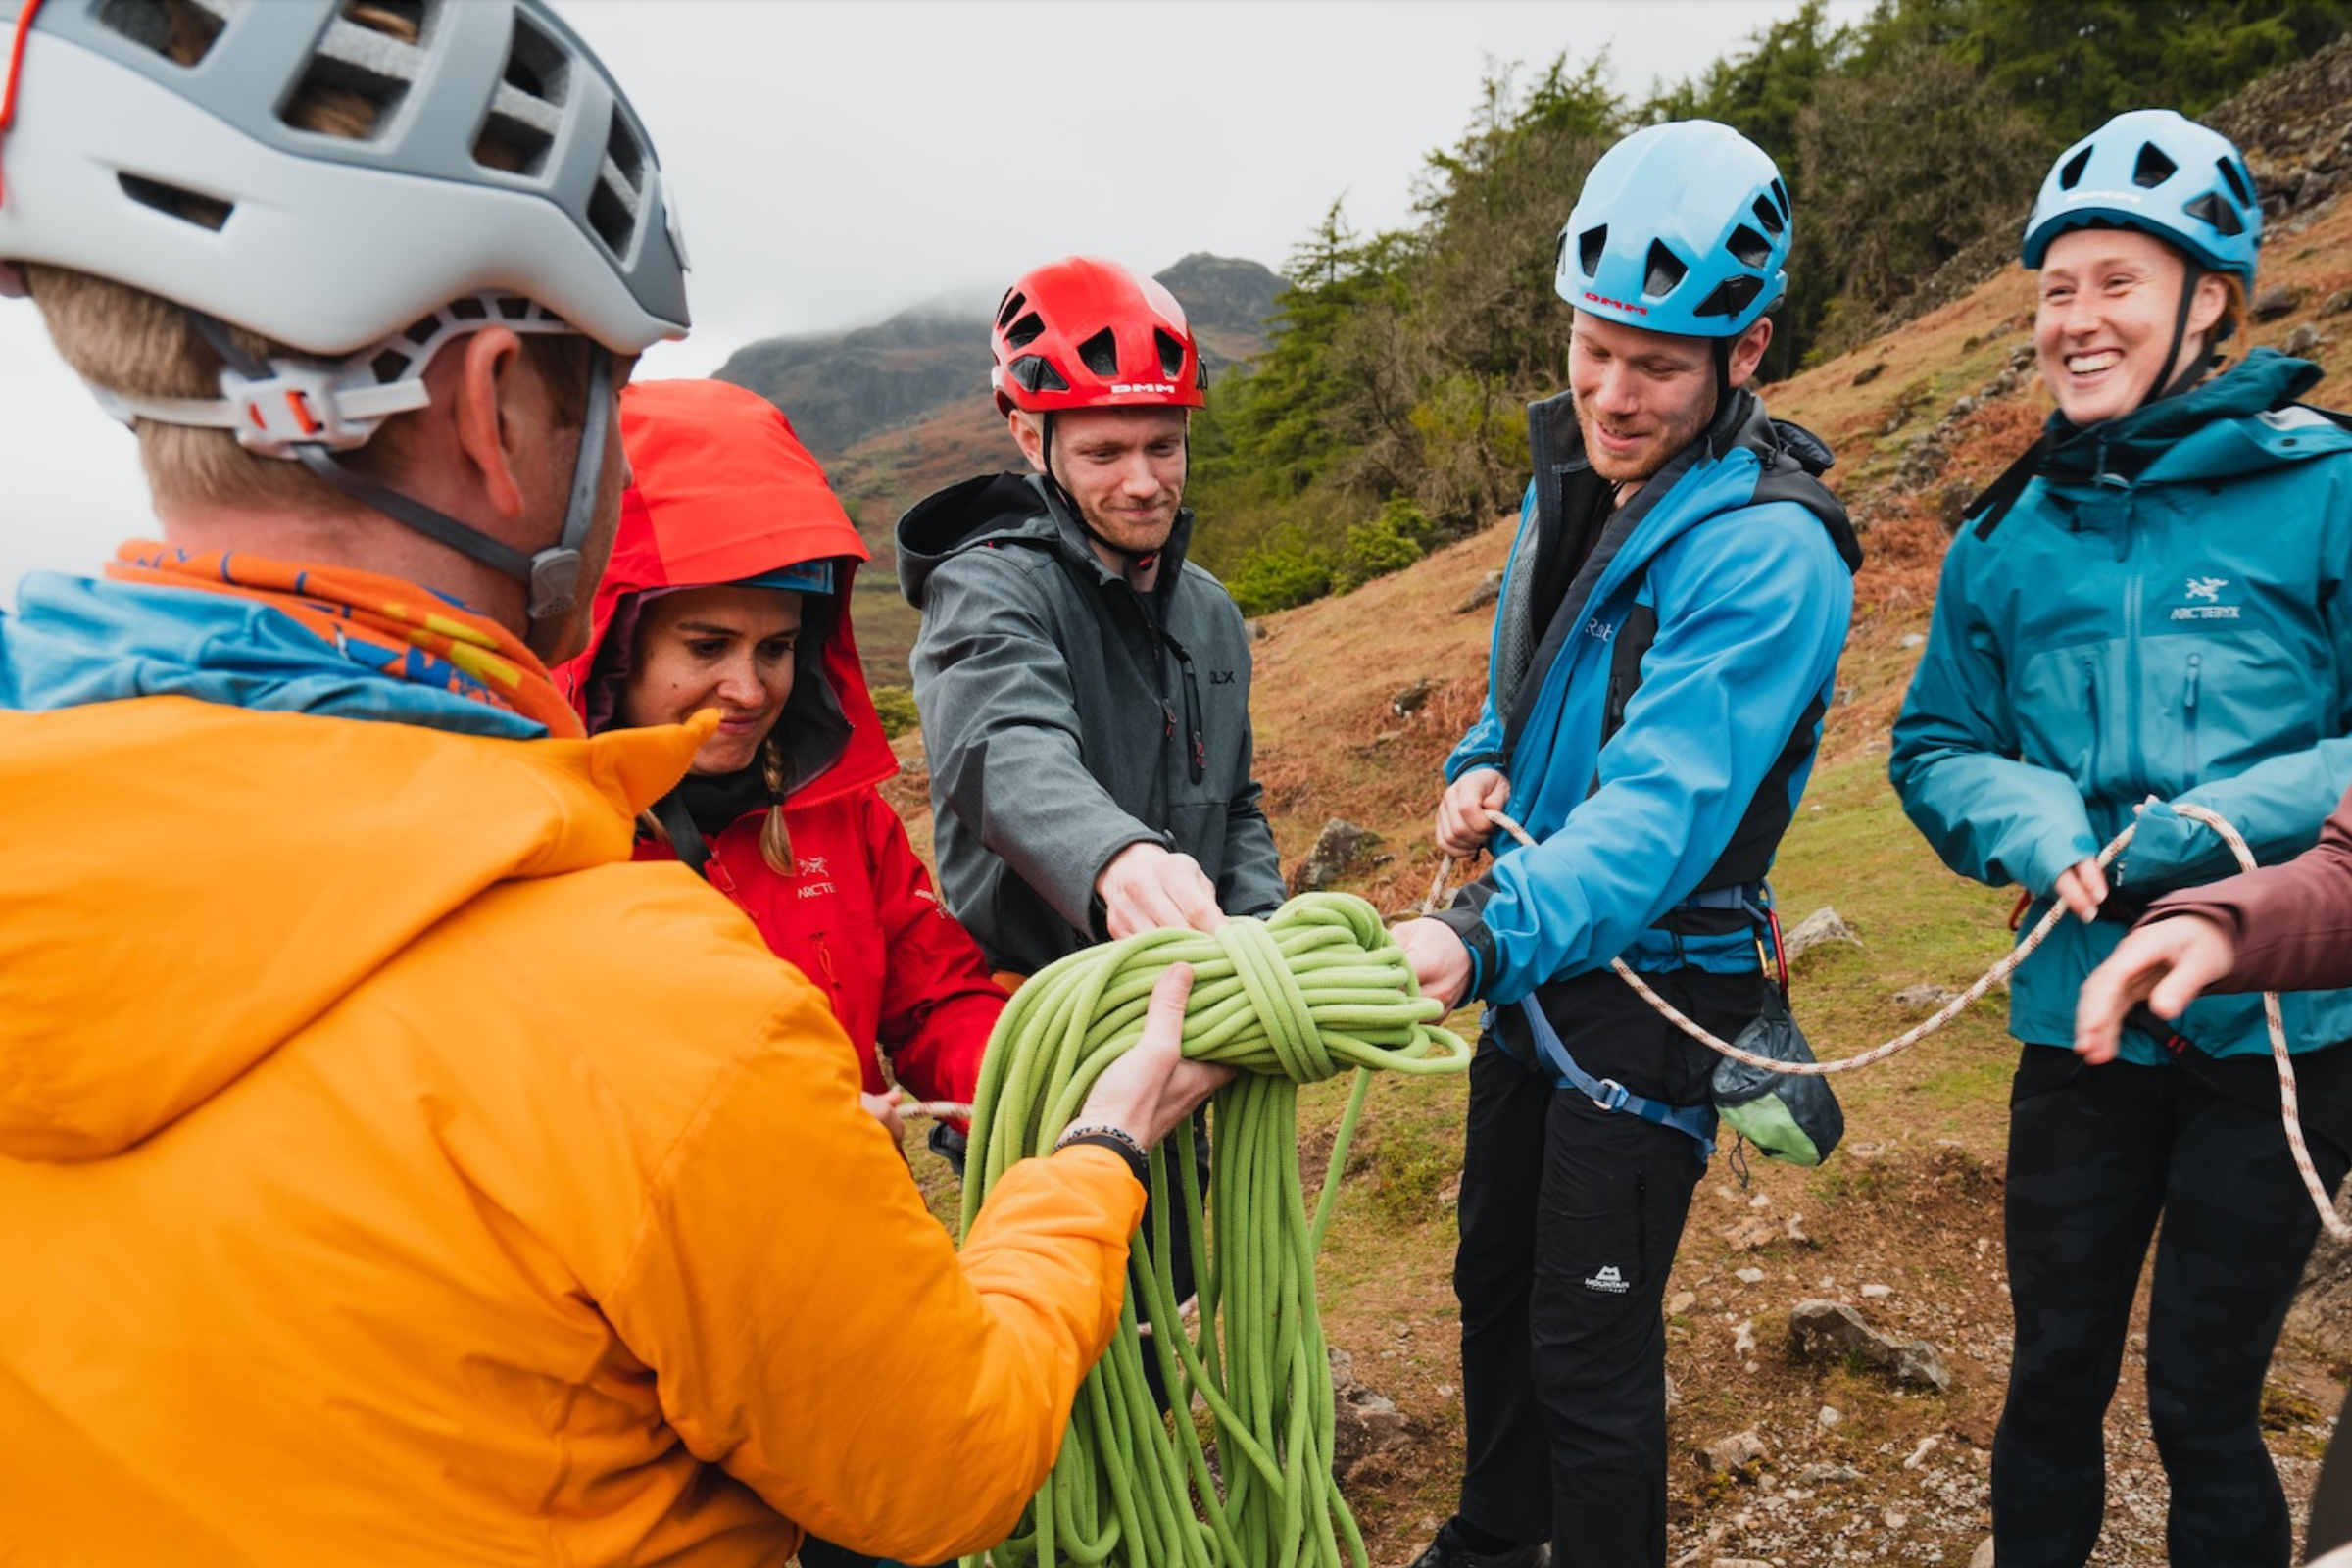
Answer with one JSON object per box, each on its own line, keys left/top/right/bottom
{"left": 2074, "top": 914, "right": 2237, "bottom": 1063}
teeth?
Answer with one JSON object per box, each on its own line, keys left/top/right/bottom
{"left": 2068, "top": 351, "right": 2123, "bottom": 374}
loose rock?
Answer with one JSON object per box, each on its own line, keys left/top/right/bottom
{"left": 1818, "top": 1404, "right": 1841, "bottom": 1429}
{"left": 2284, "top": 321, "right": 2328, "bottom": 357}
{"left": 1892, "top": 983, "right": 1959, "bottom": 1012}
{"left": 1969, "top": 1539, "right": 1995, "bottom": 1568}
{"left": 1787, "top": 1298, "right": 1953, "bottom": 1393}
{"left": 1861, "top": 1282, "right": 1893, "bottom": 1299}
{"left": 1327, "top": 1347, "right": 1411, "bottom": 1481}
{"left": 1458, "top": 571, "right": 1503, "bottom": 614}
{"left": 2255, "top": 282, "right": 2306, "bottom": 320}
{"left": 2325, "top": 289, "right": 2352, "bottom": 318}
{"left": 1390, "top": 677, "right": 1434, "bottom": 717}
{"left": 1783, "top": 906, "right": 1861, "bottom": 964}
{"left": 1292, "top": 818, "right": 1380, "bottom": 894}
{"left": 1697, "top": 1427, "right": 1768, "bottom": 1475}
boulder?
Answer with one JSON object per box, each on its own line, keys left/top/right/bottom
{"left": 1696, "top": 1427, "right": 1768, "bottom": 1475}
{"left": 1391, "top": 677, "right": 1435, "bottom": 716}
{"left": 2255, "top": 283, "right": 2306, "bottom": 321}
{"left": 1458, "top": 571, "right": 1503, "bottom": 613}
{"left": 1327, "top": 1348, "right": 1411, "bottom": 1481}
{"left": 1782, "top": 907, "right": 1861, "bottom": 964}
{"left": 1292, "top": 818, "right": 1379, "bottom": 895}
{"left": 2284, "top": 322, "right": 2328, "bottom": 357}
{"left": 1787, "top": 1298, "right": 1952, "bottom": 1393}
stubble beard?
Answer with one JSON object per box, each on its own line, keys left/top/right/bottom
{"left": 1575, "top": 387, "right": 1717, "bottom": 489}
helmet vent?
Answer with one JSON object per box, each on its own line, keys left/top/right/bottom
{"left": 117, "top": 172, "right": 231, "bottom": 232}
{"left": 1750, "top": 195, "right": 1785, "bottom": 237}
{"left": 473, "top": 11, "right": 568, "bottom": 177}
{"left": 96, "top": 0, "right": 227, "bottom": 65}
{"left": 281, "top": 4, "right": 435, "bottom": 143}
{"left": 1008, "top": 355, "right": 1068, "bottom": 395}
{"left": 1076, "top": 329, "right": 1120, "bottom": 377}
{"left": 1578, "top": 225, "right": 1607, "bottom": 277}
{"left": 1727, "top": 224, "right": 1773, "bottom": 270}
{"left": 1154, "top": 327, "right": 1187, "bottom": 380}
{"left": 2132, "top": 142, "right": 2178, "bottom": 189}
{"left": 2183, "top": 190, "right": 2246, "bottom": 238}
{"left": 1769, "top": 178, "right": 1790, "bottom": 221}
{"left": 2218, "top": 156, "right": 2253, "bottom": 206}
{"left": 2058, "top": 145, "right": 2093, "bottom": 190}
{"left": 996, "top": 290, "right": 1028, "bottom": 330}
{"left": 370, "top": 349, "right": 412, "bottom": 384}
{"left": 586, "top": 110, "right": 648, "bottom": 256}
{"left": 1644, "top": 240, "right": 1688, "bottom": 299}
{"left": 1005, "top": 312, "right": 1046, "bottom": 349}
{"left": 1693, "top": 272, "right": 1763, "bottom": 319}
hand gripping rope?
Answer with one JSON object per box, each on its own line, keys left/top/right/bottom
{"left": 1428, "top": 805, "right": 2351, "bottom": 1242}
{"left": 956, "top": 893, "right": 1472, "bottom": 1568}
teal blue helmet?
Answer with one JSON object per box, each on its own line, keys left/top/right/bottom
{"left": 1556, "top": 120, "right": 1790, "bottom": 338}
{"left": 2022, "top": 109, "right": 2261, "bottom": 285}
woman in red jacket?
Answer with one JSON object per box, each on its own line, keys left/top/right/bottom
{"left": 560, "top": 377, "right": 1004, "bottom": 1160}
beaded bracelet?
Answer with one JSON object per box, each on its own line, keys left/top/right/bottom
{"left": 1054, "top": 1123, "right": 1152, "bottom": 1187}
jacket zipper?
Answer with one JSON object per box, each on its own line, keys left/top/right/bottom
{"left": 811, "top": 934, "right": 844, "bottom": 1000}
{"left": 2081, "top": 658, "right": 2104, "bottom": 790}
{"left": 1126, "top": 580, "right": 1205, "bottom": 785}
{"left": 2183, "top": 653, "right": 2202, "bottom": 781}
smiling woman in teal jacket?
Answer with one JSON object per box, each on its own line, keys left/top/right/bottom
{"left": 1891, "top": 110, "right": 2352, "bottom": 1568}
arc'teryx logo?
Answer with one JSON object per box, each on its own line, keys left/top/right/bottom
{"left": 2173, "top": 575, "right": 2239, "bottom": 621}
{"left": 1584, "top": 1263, "right": 1630, "bottom": 1294}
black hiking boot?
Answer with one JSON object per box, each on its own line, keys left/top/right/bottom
{"left": 1403, "top": 1520, "right": 1550, "bottom": 1568}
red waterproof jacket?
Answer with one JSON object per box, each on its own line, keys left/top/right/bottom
{"left": 558, "top": 379, "right": 1002, "bottom": 1111}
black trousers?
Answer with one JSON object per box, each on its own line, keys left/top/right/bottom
{"left": 1453, "top": 968, "right": 1762, "bottom": 1568}
{"left": 1994, "top": 1042, "right": 2352, "bottom": 1568}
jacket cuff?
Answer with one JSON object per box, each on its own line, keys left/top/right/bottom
{"left": 1429, "top": 904, "right": 1494, "bottom": 1002}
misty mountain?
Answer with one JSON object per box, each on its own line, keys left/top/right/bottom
{"left": 713, "top": 253, "right": 1284, "bottom": 462}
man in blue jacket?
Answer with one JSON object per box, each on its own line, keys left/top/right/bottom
{"left": 1393, "top": 122, "right": 1861, "bottom": 1568}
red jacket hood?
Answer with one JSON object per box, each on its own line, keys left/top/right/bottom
{"left": 558, "top": 378, "right": 895, "bottom": 808}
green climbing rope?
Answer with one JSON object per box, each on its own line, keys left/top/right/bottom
{"left": 957, "top": 892, "right": 1472, "bottom": 1568}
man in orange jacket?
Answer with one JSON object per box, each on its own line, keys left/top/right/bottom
{"left": 0, "top": 4, "right": 1221, "bottom": 1564}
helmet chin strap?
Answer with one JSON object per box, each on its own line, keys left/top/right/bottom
{"left": 1039, "top": 410, "right": 1185, "bottom": 581}
{"left": 186, "top": 311, "right": 613, "bottom": 662}
{"left": 2139, "top": 261, "right": 2218, "bottom": 412}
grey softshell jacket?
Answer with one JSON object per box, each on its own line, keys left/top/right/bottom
{"left": 897, "top": 472, "right": 1285, "bottom": 975}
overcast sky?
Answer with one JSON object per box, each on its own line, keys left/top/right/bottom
{"left": 1, "top": 0, "right": 1865, "bottom": 600}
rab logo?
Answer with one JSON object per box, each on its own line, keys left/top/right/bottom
{"left": 1583, "top": 291, "right": 1649, "bottom": 317}
{"left": 1584, "top": 1264, "right": 1630, "bottom": 1294}
{"left": 1113, "top": 382, "right": 1177, "bottom": 396}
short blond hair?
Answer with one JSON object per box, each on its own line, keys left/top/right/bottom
{"left": 24, "top": 0, "right": 589, "bottom": 516}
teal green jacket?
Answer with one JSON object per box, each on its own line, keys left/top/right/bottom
{"left": 1890, "top": 351, "right": 2352, "bottom": 1063}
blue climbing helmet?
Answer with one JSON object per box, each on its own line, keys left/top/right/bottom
{"left": 2021, "top": 109, "right": 2261, "bottom": 286}
{"left": 1555, "top": 120, "right": 1791, "bottom": 338}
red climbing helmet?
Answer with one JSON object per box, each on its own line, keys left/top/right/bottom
{"left": 989, "top": 256, "right": 1206, "bottom": 416}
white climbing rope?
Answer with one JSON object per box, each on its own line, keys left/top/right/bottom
{"left": 1425, "top": 804, "right": 2351, "bottom": 1241}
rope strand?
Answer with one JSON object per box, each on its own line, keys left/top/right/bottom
{"left": 1427, "top": 806, "right": 2348, "bottom": 1240}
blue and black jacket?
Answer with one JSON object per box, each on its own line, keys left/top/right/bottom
{"left": 1434, "top": 386, "right": 1861, "bottom": 1005}
{"left": 1891, "top": 349, "right": 2352, "bottom": 1064}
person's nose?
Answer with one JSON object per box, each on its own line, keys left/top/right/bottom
{"left": 713, "top": 657, "right": 764, "bottom": 710}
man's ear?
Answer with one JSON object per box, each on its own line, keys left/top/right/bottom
{"left": 1727, "top": 317, "right": 1775, "bottom": 390}
{"left": 450, "top": 326, "right": 531, "bottom": 521}
{"left": 1007, "top": 410, "right": 1046, "bottom": 474}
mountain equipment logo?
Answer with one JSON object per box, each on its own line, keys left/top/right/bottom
{"left": 1584, "top": 1263, "right": 1630, "bottom": 1295}
{"left": 2185, "top": 576, "right": 2228, "bottom": 602}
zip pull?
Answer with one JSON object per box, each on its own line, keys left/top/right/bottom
{"left": 1161, "top": 699, "right": 1176, "bottom": 738}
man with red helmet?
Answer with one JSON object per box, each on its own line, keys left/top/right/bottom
{"left": 897, "top": 256, "right": 1282, "bottom": 976}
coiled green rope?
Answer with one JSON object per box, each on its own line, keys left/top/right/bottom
{"left": 956, "top": 892, "right": 1473, "bottom": 1568}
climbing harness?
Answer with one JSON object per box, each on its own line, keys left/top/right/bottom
{"left": 956, "top": 893, "right": 1471, "bottom": 1568}
{"left": 1429, "top": 806, "right": 2350, "bottom": 1240}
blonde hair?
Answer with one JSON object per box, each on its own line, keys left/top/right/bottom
{"left": 22, "top": 0, "right": 588, "bottom": 516}
{"left": 759, "top": 736, "right": 794, "bottom": 876}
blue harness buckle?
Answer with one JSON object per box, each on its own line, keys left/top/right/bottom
{"left": 1589, "top": 1077, "right": 1631, "bottom": 1113}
